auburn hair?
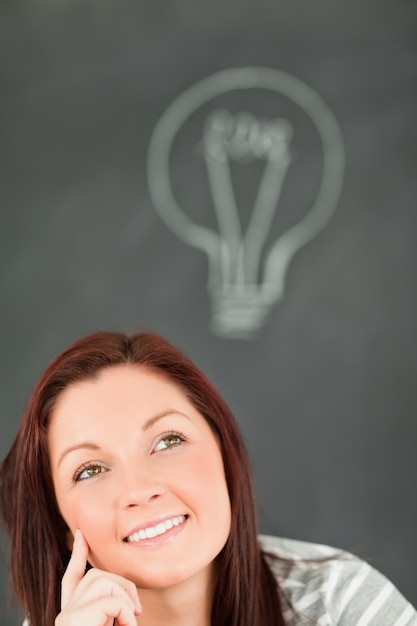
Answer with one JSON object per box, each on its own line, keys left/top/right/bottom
{"left": 0, "top": 331, "right": 284, "bottom": 626}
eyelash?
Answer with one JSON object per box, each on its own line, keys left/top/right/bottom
{"left": 153, "top": 430, "right": 187, "bottom": 452}
{"left": 73, "top": 461, "right": 108, "bottom": 483}
{"left": 72, "top": 431, "right": 187, "bottom": 483}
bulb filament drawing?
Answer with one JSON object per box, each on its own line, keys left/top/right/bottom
{"left": 147, "top": 67, "right": 345, "bottom": 338}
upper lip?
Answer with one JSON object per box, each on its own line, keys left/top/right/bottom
{"left": 123, "top": 513, "right": 188, "bottom": 541}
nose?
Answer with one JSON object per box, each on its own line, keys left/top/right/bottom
{"left": 117, "top": 463, "right": 165, "bottom": 509}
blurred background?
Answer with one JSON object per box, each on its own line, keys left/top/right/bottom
{"left": 0, "top": 0, "right": 416, "bottom": 622}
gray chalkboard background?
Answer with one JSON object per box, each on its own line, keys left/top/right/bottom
{"left": 1, "top": 1, "right": 416, "bottom": 623}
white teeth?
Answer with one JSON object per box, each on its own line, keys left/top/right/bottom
{"left": 126, "top": 515, "right": 186, "bottom": 542}
{"left": 155, "top": 522, "right": 166, "bottom": 535}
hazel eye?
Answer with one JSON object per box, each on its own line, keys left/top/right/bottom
{"left": 153, "top": 432, "right": 186, "bottom": 452}
{"left": 74, "top": 463, "right": 108, "bottom": 482}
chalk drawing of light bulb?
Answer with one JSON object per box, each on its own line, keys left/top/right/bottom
{"left": 147, "top": 67, "right": 345, "bottom": 338}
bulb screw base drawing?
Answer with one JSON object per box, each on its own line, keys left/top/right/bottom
{"left": 209, "top": 285, "right": 276, "bottom": 338}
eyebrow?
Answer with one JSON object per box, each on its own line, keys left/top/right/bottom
{"left": 142, "top": 409, "right": 190, "bottom": 431}
{"left": 57, "top": 410, "right": 190, "bottom": 468}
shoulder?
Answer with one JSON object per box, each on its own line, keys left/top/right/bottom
{"left": 259, "top": 533, "right": 346, "bottom": 560}
{"left": 259, "top": 534, "right": 417, "bottom": 625}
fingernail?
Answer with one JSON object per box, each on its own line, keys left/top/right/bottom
{"left": 74, "top": 529, "right": 81, "bottom": 543}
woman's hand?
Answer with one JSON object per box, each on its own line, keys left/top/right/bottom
{"left": 55, "top": 529, "right": 142, "bottom": 626}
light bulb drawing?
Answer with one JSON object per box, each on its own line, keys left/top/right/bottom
{"left": 147, "top": 67, "right": 345, "bottom": 338}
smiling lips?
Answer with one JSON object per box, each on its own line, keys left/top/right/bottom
{"left": 125, "top": 515, "right": 188, "bottom": 543}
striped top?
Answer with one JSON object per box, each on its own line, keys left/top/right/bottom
{"left": 260, "top": 534, "right": 417, "bottom": 625}
{"left": 22, "top": 536, "right": 417, "bottom": 625}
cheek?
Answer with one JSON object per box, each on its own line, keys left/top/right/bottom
{"left": 57, "top": 490, "right": 112, "bottom": 543}
{"left": 196, "top": 460, "right": 227, "bottom": 493}
{"left": 181, "top": 449, "right": 231, "bottom": 521}
{"left": 61, "top": 497, "right": 114, "bottom": 569}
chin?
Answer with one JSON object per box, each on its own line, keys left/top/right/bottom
{"left": 131, "top": 560, "right": 213, "bottom": 591}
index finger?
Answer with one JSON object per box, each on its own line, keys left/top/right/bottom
{"left": 61, "top": 528, "right": 89, "bottom": 610}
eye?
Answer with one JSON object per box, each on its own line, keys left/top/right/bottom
{"left": 73, "top": 462, "right": 109, "bottom": 482}
{"left": 153, "top": 431, "right": 186, "bottom": 453}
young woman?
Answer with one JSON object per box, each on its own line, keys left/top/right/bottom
{"left": 0, "top": 331, "right": 415, "bottom": 626}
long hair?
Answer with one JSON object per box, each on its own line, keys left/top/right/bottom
{"left": 0, "top": 331, "right": 284, "bottom": 626}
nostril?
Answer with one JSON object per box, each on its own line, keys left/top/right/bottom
{"left": 122, "top": 489, "right": 163, "bottom": 509}
{"left": 119, "top": 474, "right": 166, "bottom": 508}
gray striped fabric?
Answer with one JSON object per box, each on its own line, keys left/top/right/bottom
{"left": 22, "top": 536, "right": 417, "bottom": 625}
{"left": 260, "top": 535, "right": 417, "bottom": 625}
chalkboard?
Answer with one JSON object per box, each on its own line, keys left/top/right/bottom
{"left": 0, "top": 1, "right": 416, "bottom": 623}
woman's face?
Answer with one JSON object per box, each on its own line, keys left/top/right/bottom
{"left": 48, "top": 364, "right": 231, "bottom": 591}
